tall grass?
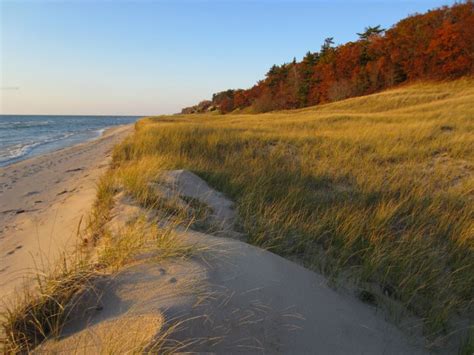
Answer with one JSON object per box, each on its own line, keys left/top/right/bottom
{"left": 1, "top": 155, "right": 201, "bottom": 352}
{"left": 1, "top": 253, "right": 96, "bottom": 352}
{"left": 112, "top": 79, "right": 474, "bottom": 341}
{"left": 3, "top": 79, "right": 471, "bottom": 352}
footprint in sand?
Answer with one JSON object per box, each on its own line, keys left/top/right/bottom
{"left": 65, "top": 167, "right": 84, "bottom": 173}
{"left": 6, "top": 245, "right": 22, "bottom": 256}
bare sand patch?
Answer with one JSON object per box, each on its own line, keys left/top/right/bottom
{"left": 39, "top": 170, "right": 427, "bottom": 354}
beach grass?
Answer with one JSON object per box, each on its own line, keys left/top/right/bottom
{"left": 0, "top": 166, "right": 202, "bottom": 353}
{"left": 1, "top": 253, "right": 96, "bottom": 352}
{"left": 111, "top": 78, "right": 474, "bottom": 340}
{"left": 2, "top": 78, "right": 472, "bottom": 352}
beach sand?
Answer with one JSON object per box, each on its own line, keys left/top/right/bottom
{"left": 36, "top": 169, "right": 427, "bottom": 354}
{"left": 0, "top": 128, "right": 428, "bottom": 353}
{"left": 0, "top": 126, "right": 430, "bottom": 354}
{"left": 0, "top": 125, "right": 133, "bottom": 300}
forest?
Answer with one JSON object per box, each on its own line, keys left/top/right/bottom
{"left": 182, "top": 1, "right": 474, "bottom": 114}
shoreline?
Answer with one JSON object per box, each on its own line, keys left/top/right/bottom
{"left": 0, "top": 124, "right": 134, "bottom": 300}
{"left": 0, "top": 123, "right": 133, "bottom": 169}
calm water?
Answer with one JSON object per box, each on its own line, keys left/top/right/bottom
{"left": 0, "top": 115, "right": 140, "bottom": 167}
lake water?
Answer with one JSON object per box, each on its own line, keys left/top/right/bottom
{"left": 0, "top": 115, "right": 140, "bottom": 167}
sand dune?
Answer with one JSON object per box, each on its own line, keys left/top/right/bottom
{"left": 38, "top": 170, "right": 427, "bottom": 354}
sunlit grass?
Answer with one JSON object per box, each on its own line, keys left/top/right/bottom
{"left": 1, "top": 160, "right": 203, "bottom": 353}
{"left": 2, "top": 79, "right": 472, "bottom": 352}
{"left": 112, "top": 78, "right": 474, "bottom": 339}
{"left": 1, "top": 252, "right": 96, "bottom": 352}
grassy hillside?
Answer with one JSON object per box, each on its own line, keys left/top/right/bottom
{"left": 115, "top": 79, "right": 473, "bottom": 342}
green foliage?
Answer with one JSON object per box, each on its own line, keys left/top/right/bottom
{"left": 357, "top": 25, "right": 385, "bottom": 40}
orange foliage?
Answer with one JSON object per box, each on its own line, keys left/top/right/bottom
{"left": 183, "top": 2, "right": 473, "bottom": 114}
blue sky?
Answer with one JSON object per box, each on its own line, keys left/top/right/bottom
{"left": 1, "top": 0, "right": 457, "bottom": 115}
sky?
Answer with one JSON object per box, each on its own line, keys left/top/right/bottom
{"left": 0, "top": 0, "right": 458, "bottom": 116}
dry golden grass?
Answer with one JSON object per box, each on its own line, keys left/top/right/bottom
{"left": 2, "top": 79, "right": 473, "bottom": 353}
{"left": 0, "top": 166, "right": 203, "bottom": 353}
{"left": 112, "top": 79, "right": 473, "bottom": 341}
{"left": 1, "top": 253, "right": 96, "bottom": 353}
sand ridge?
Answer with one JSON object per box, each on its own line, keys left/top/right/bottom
{"left": 39, "top": 170, "right": 428, "bottom": 354}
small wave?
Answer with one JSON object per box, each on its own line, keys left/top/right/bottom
{"left": 0, "top": 142, "right": 41, "bottom": 163}
{"left": 0, "top": 131, "right": 77, "bottom": 165}
{"left": 95, "top": 128, "right": 106, "bottom": 136}
{"left": 0, "top": 120, "right": 52, "bottom": 129}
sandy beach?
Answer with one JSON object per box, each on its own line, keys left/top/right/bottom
{"left": 0, "top": 122, "right": 433, "bottom": 353}
{"left": 0, "top": 125, "right": 133, "bottom": 300}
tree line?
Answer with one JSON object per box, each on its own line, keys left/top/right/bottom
{"left": 182, "top": 2, "right": 474, "bottom": 114}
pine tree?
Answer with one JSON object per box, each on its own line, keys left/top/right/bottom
{"left": 321, "top": 37, "right": 334, "bottom": 55}
{"left": 357, "top": 25, "right": 385, "bottom": 40}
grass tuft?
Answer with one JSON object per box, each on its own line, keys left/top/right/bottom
{"left": 1, "top": 254, "right": 95, "bottom": 353}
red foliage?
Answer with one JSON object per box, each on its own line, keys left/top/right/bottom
{"left": 186, "top": 2, "right": 473, "bottom": 114}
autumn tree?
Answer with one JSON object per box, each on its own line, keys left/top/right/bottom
{"left": 184, "top": 2, "right": 473, "bottom": 114}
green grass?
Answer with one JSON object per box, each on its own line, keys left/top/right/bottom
{"left": 112, "top": 78, "right": 474, "bottom": 343}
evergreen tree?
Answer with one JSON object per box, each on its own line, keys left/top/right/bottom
{"left": 357, "top": 25, "right": 385, "bottom": 40}
{"left": 321, "top": 37, "right": 334, "bottom": 55}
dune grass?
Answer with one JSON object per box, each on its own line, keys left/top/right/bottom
{"left": 2, "top": 79, "right": 472, "bottom": 352}
{"left": 111, "top": 79, "right": 474, "bottom": 343}
{"left": 1, "top": 252, "right": 96, "bottom": 352}
{"left": 0, "top": 158, "right": 202, "bottom": 352}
